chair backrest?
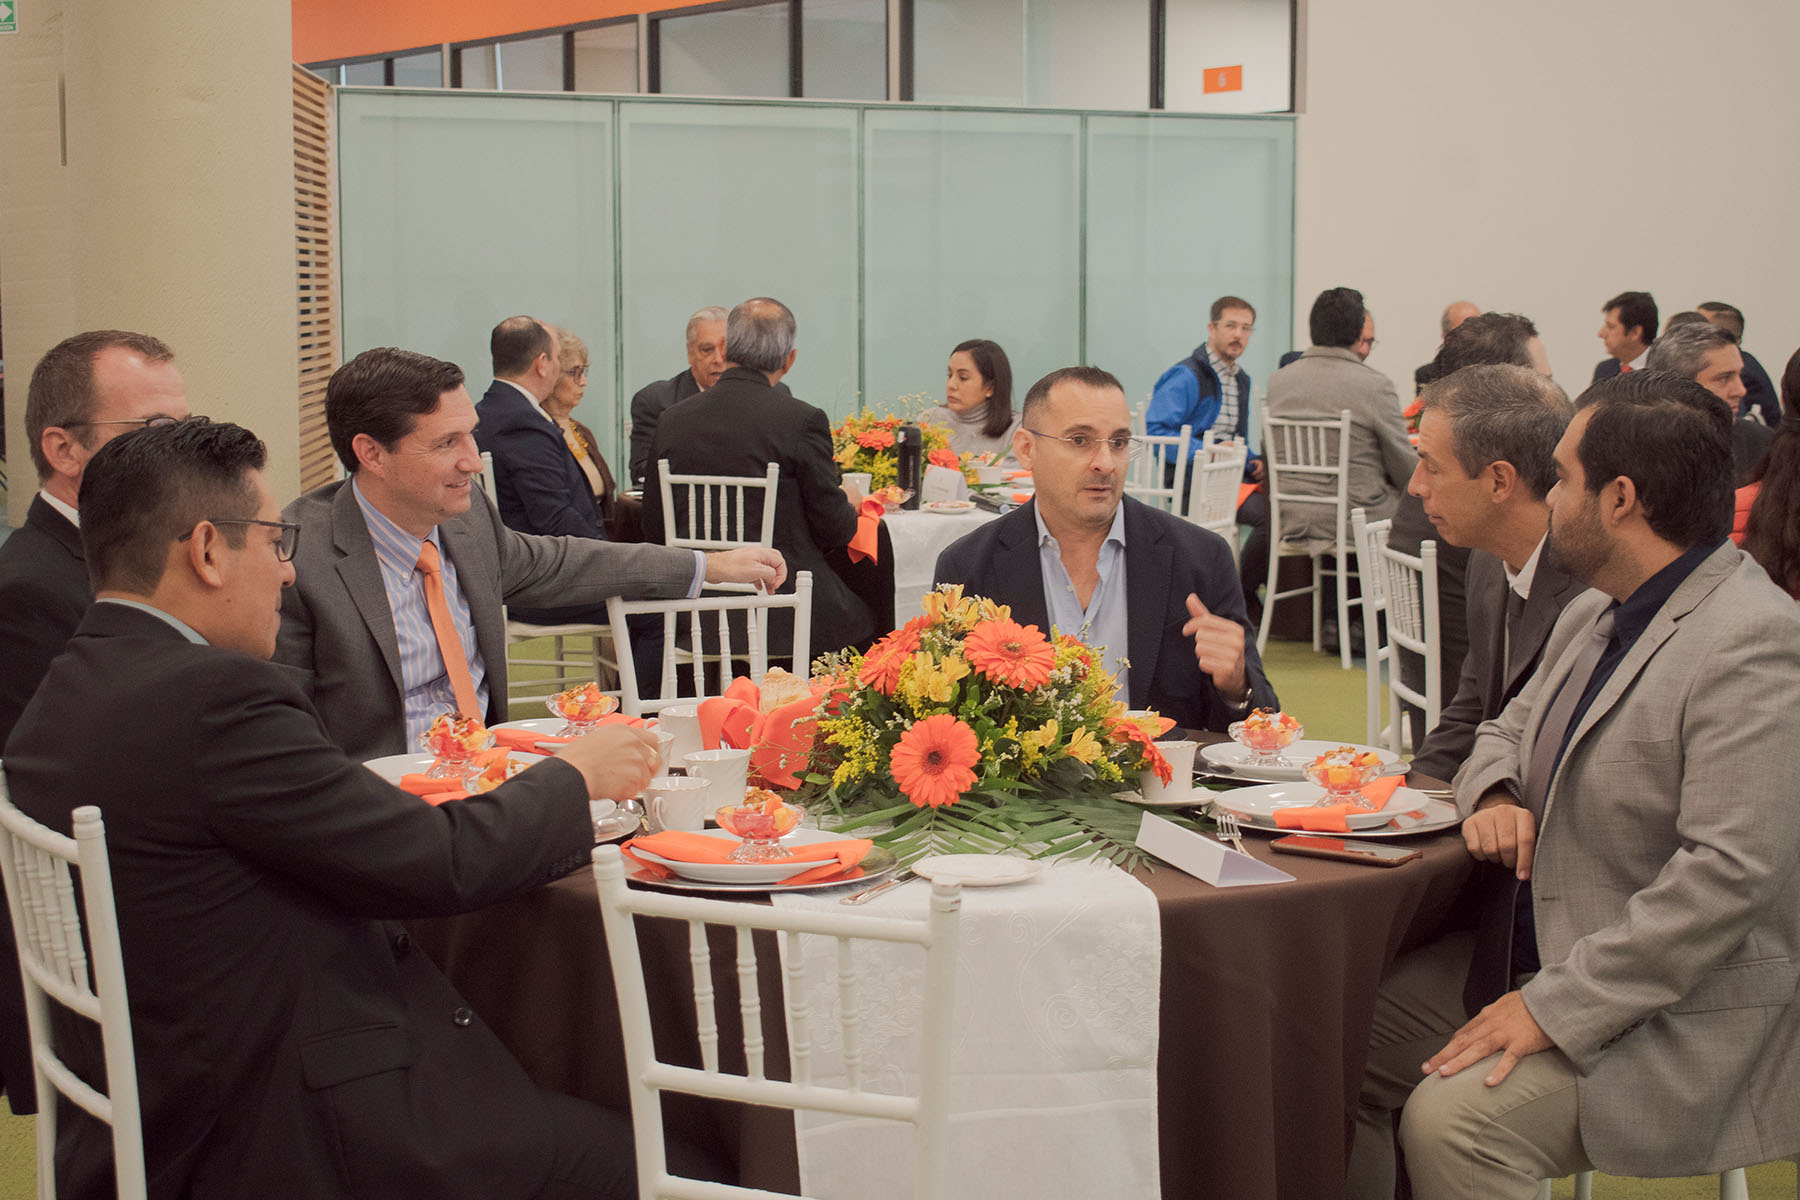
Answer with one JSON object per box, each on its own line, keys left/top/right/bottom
{"left": 1351, "top": 508, "right": 1392, "bottom": 744}
{"left": 1187, "top": 437, "right": 1248, "bottom": 543}
{"left": 658, "top": 460, "right": 781, "bottom": 554}
{"left": 1123, "top": 424, "right": 1192, "bottom": 513}
{"left": 592, "top": 843, "right": 961, "bottom": 1200}
{"left": 478, "top": 450, "right": 498, "bottom": 504}
{"left": 606, "top": 571, "right": 814, "bottom": 716}
{"left": 1262, "top": 410, "right": 1353, "bottom": 549}
{"left": 1351, "top": 508, "right": 1442, "bottom": 750}
{"left": 0, "top": 775, "right": 146, "bottom": 1200}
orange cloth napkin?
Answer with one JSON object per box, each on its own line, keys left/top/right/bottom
{"left": 695, "top": 678, "right": 826, "bottom": 788}
{"left": 846, "top": 497, "right": 886, "bottom": 564}
{"left": 698, "top": 676, "right": 763, "bottom": 750}
{"left": 623, "top": 831, "right": 873, "bottom": 885}
{"left": 396, "top": 774, "right": 467, "bottom": 806}
{"left": 1237, "top": 482, "right": 1257, "bottom": 509}
{"left": 1011, "top": 491, "right": 1033, "bottom": 503}
{"left": 1149, "top": 716, "right": 1177, "bottom": 737}
{"left": 493, "top": 728, "right": 570, "bottom": 754}
{"left": 1273, "top": 775, "right": 1404, "bottom": 831}
{"left": 1005, "top": 470, "right": 1032, "bottom": 482}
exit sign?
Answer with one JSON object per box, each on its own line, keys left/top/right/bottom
{"left": 0, "top": 1, "right": 17, "bottom": 34}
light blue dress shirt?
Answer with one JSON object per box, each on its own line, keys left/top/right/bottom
{"left": 1034, "top": 503, "right": 1130, "bottom": 701}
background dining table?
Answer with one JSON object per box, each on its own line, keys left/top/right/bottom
{"left": 408, "top": 760, "right": 1475, "bottom": 1198}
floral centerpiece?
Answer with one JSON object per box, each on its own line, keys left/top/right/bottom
{"left": 832, "top": 399, "right": 964, "bottom": 489}
{"left": 795, "top": 585, "right": 1197, "bottom": 866}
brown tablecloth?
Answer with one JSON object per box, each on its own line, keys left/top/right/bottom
{"left": 411, "top": 809, "right": 1472, "bottom": 1198}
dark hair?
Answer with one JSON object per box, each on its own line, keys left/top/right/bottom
{"left": 1434, "top": 312, "right": 1540, "bottom": 376}
{"left": 1572, "top": 370, "right": 1733, "bottom": 549}
{"left": 1309, "top": 287, "right": 1367, "bottom": 349}
{"left": 25, "top": 330, "right": 175, "bottom": 481}
{"left": 1645, "top": 319, "right": 1739, "bottom": 380}
{"left": 1696, "top": 301, "right": 1745, "bottom": 340}
{"left": 80, "top": 418, "right": 266, "bottom": 594}
{"left": 1419, "top": 365, "right": 1572, "bottom": 500}
{"left": 1020, "top": 365, "right": 1125, "bottom": 429}
{"left": 490, "top": 316, "right": 553, "bottom": 378}
{"left": 326, "top": 347, "right": 466, "bottom": 475}
{"left": 951, "top": 338, "right": 1015, "bottom": 439}
{"left": 1210, "top": 296, "right": 1256, "bottom": 323}
{"left": 726, "top": 297, "right": 797, "bottom": 374}
{"left": 1743, "top": 347, "right": 1800, "bottom": 596}
{"left": 1602, "top": 291, "right": 1659, "bottom": 345}
{"left": 1661, "top": 310, "right": 1714, "bottom": 334}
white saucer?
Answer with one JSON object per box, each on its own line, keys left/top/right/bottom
{"left": 911, "top": 854, "right": 1042, "bottom": 886}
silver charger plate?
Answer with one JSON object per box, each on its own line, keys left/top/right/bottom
{"left": 624, "top": 845, "right": 900, "bottom": 893}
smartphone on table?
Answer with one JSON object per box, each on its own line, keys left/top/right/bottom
{"left": 1270, "top": 835, "right": 1422, "bottom": 867}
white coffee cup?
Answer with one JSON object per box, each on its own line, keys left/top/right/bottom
{"left": 683, "top": 747, "right": 751, "bottom": 804}
{"left": 1139, "top": 738, "right": 1199, "bottom": 805}
{"left": 658, "top": 704, "right": 705, "bottom": 762}
{"left": 974, "top": 465, "right": 1004, "bottom": 486}
{"left": 842, "top": 471, "right": 872, "bottom": 495}
{"left": 644, "top": 775, "right": 713, "bottom": 833}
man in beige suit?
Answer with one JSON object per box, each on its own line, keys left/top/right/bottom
{"left": 1349, "top": 369, "right": 1800, "bottom": 1198}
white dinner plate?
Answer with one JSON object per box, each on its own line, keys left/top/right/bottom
{"left": 1199, "top": 739, "right": 1401, "bottom": 783}
{"left": 629, "top": 828, "right": 858, "bottom": 885}
{"left": 911, "top": 853, "right": 1042, "bottom": 887}
{"left": 922, "top": 499, "right": 978, "bottom": 513}
{"left": 627, "top": 845, "right": 900, "bottom": 894}
{"left": 493, "top": 717, "right": 569, "bottom": 737}
{"left": 362, "top": 751, "right": 539, "bottom": 786}
{"left": 1211, "top": 783, "right": 1460, "bottom": 838}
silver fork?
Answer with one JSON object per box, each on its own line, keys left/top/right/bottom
{"left": 1212, "top": 807, "right": 1249, "bottom": 855}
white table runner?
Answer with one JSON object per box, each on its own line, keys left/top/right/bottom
{"left": 884, "top": 508, "right": 1001, "bottom": 620}
{"left": 772, "top": 858, "right": 1162, "bottom": 1199}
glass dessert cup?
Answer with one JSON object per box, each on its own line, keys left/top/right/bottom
{"left": 1227, "top": 711, "right": 1303, "bottom": 768}
{"left": 420, "top": 714, "right": 494, "bottom": 785}
{"left": 1304, "top": 753, "right": 1384, "bottom": 809}
{"left": 715, "top": 799, "right": 804, "bottom": 864}
{"left": 546, "top": 683, "right": 620, "bottom": 737}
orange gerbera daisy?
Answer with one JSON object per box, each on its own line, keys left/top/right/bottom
{"left": 963, "top": 618, "right": 1056, "bottom": 690}
{"left": 890, "top": 714, "right": 980, "bottom": 808}
{"left": 928, "top": 448, "right": 961, "bottom": 469}
{"left": 1109, "top": 719, "right": 1172, "bottom": 785}
{"left": 856, "top": 625, "right": 923, "bottom": 694}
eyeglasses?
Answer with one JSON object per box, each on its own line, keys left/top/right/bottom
{"left": 564, "top": 365, "right": 588, "bottom": 382}
{"left": 178, "top": 519, "right": 301, "bottom": 561}
{"left": 61, "top": 415, "right": 183, "bottom": 431}
{"left": 1023, "top": 429, "right": 1144, "bottom": 460}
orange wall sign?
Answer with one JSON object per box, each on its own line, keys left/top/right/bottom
{"left": 293, "top": 0, "right": 717, "bottom": 64}
{"left": 1202, "top": 64, "right": 1244, "bottom": 94}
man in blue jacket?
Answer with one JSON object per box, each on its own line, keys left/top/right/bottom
{"left": 1146, "top": 295, "right": 1270, "bottom": 616}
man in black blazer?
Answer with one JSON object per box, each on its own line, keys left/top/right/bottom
{"left": 1589, "top": 290, "right": 1656, "bottom": 382}
{"left": 475, "top": 316, "right": 605, "bottom": 543}
{"left": 6, "top": 418, "right": 705, "bottom": 1199}
{"left": 627, "top": 305, "right": 727, "bottom": 486}
{"left": 640, "top": 297, "right": 874, "bottom": 657}
{"left": 1402, "top": 364, "right": 1587, "bottom": 782}
{"left": 0, "top": 329, "right": 187, "bottom": 1117}
{"left": 934, "top": 366, "right": 1277, "bottom": 732}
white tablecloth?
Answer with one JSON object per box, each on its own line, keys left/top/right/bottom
{"left": 884, "top": 508, "right": 1001, "bottom": 620}
{"left": 772, "top": 859, "right": 1162, "bottom": 1200}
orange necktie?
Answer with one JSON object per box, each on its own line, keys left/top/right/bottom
{"left": 416, "top": 541, "right": 482, "bottom": 719}
{"left": 1620, "top": 364, "right": 1633, "bottom": 373}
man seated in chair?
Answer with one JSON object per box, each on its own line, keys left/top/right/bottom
{"left": 276, "top": 347, "right": 784, "bottom": 761}
{"left": 4, "top": 418, "right": 730, "bottom": 1200}
{"left": 1347, "top": 371, "right": 1800, "bottom": 1198}
{"left": 933, "top": 366, "right": 1277, "bottom": 732}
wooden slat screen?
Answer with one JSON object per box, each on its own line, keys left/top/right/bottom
{"left": 293, "top": 64, "right": 339, "bottom": 491}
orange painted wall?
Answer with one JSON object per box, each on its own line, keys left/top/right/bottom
{"left": 293, "top": 0, "right": 716, "bottom": 65}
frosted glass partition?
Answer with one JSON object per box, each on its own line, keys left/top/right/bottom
{"left": 862, "top": 109, "right": 1082, "bottom": 411}
{"left": 1085, "top": 114, "right": 1294, "bottom": 424}
{"left": 658, "top": 4, "right": 789, "bottom": 99}
{"left": 616, "top": 103, "right": 861, "bottom": 424}
{"left": 336, "top": 89, "right": 1294, "bottom": 470}
{"left": 337, "top": 91, "right": 619, "bottom": 463}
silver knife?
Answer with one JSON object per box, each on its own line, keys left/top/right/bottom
{"left": 840, "top": 869, "right": 916, "bottom": 905}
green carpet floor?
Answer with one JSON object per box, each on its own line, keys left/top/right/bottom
{"left": 2, "top": 636, "right": 1794, "bottom": 1196}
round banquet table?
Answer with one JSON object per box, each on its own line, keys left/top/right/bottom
{"left": 409, "top": 769, "right": 1475, "bottom": 1199}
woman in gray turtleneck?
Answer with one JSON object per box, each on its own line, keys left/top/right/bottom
{"left": 920, "top": 338, "right": 1019, "bottom": 465}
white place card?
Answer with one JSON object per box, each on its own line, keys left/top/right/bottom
{"left": 919, "top": 463, "right": 968, "bottom": 503}
{"left": 1135, "top": 811, "right": 1294, "bottom": 887}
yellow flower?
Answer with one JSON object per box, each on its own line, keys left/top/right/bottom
{"left": 1018, "top": 719, "right": 1058, "bottom": 770}
{"left": 975, "top": 596, "right": 1013, "bottom": 624}
{"left": 1065, "top": 725, "right": 1103, "bottom": 764}
{"left": 908, "top": 652, "right": 970, "bottom": 705}
{"left": 922, "top": 584, "right": 965, "bottom": 623}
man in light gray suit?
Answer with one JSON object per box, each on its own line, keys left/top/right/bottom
{"left": 277, "top": 347, "right": 784, "bottom": 762}
{"left": 1349, "top": 370, "right": 1800, "bottom": 1197}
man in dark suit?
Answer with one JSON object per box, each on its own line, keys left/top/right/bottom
{"left": 628, "top": 305, "right": 726, "bottom": 486}
{"left": 277, "top": 348, "right": 784, "bottom": 762}
{"left": 1648, "top": 317, "right": 1773, "bottom": 485}
{"left": 640, "top": 297, "right": 873, "bottom": 657}
{"left": 1400, "top": 363, "right": 1584, "bottom": 784}
{"left": 476, "top": 315, "right": 605, "bottom": 543}
{"left": 1698, "top": 301, "right": 1781, "bottom": 426}
{"left": 5, "top": 418, "right": 717, "bottom": 1199}
{"left": 1589, "top": 290, "right": 1657, "bottom": 382}
{"left": 0, "top": 329, "right": 187, "bottom": 1117}
{"left": 934, "top": 366, "right": 1277, "bottom": 732}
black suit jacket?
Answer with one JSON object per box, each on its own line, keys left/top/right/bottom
{"left": 931, "top": 498, "right": 1278, "bottom": 732}
{"left": 640, "top": 367, "right": 872, "bottom": 655}
{"left": 474, "top": 380, "right": 605, "bottom": 541}
{"left": 5, "top": 603, "right": 595, "bottom": 1199}
{"left": 628, "top": 368, "right": 701, "bottom": 485}
{"left": 1741, "top": 349, "right": 1780, "bottom": 429}
{"left": 1591, "top": 357, "right": 1624, "bottom": 383}
{"left": 1409, "top": 546, "right": 1588, "bottom": 782}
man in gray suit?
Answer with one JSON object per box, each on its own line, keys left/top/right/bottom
{"left": 277, "top": 347, "right": 784, "bottom": 762}
{"left": 1403, "top": 363, "right": 1585, "bottom": 782}
{"left": 1349, "top": 370, "right": 1800, "bottom": 1197}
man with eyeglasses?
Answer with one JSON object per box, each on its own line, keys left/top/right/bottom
{"left": 474, "top": 316, "right": 607, "bottom": 542}
{"left": 933, "top": 366, "right": 1277, "bottom": 732}
{"left": 7, "top": 418, "right": 714, "bottom": 1199}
